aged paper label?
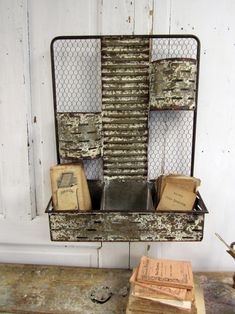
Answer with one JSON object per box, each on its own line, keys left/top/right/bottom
{"left": 157, "top": 183, "right": 196, "bottom": 211}
{"left": 57, "top": 186, "right": 78, "bottom": 210}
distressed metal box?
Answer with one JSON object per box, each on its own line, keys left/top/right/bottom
{"left": 47, "top": 35, "right": 208, "bottom": 242}
{"left": 46, "top": 180, "right": 207, "bottom": 242}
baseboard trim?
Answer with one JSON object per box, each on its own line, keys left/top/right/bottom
{"left": 0, "top": 243, "right": 98, "bottom": 267}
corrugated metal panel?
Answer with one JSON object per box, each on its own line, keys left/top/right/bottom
{"left": 101, "top": 36, "right": 150, "bottom": 180}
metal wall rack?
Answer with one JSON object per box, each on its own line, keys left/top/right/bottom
{"left": 46, "top": 35, "right": 208, "bottom": 242}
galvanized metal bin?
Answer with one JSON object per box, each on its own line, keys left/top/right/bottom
{"left": 47, "top": 35, "right": 208, "bottom": 242}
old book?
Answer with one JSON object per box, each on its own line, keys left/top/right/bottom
{"left": 132, "top": 281, "right": 194, "bottom": 310}
{"left": 130, "top": 267, "right": 188, "bottom": 301}
{"left": 132, "top": 282, "right": 194, "bottom": 302}
{"left": 156, "top": 183, "right": 197, "bottom": 211}
{"left": 137, "top": 256, "right": 194, "bottom": 290}
{"left": 50, "top": 163, "right": 92, "bottom": 211}
{"left": 126, "top": 289, "right": 197, "bottom": 314}
{"left": 160, "top": 175, "right": 200, "bottom": 197}
{"left": 132, "top": 292, "right": 192, "bottom": 310}
{"left": 155, "top": 174, "right": 200, "bottom": 201}
{"left": 126, "top": 286, "right": 201, "bottom": 314}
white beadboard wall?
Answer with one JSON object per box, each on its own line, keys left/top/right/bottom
{"left": 0, "top": 0, "right": 234, "bottom": 271}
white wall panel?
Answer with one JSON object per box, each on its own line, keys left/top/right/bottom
{"left": 0, "top": 243, "right": 97, "bottom": 267}
{"left": 0, "top": 0, "right": 35, "bottom": 220}
{"left": 99, "top": 243, "right": 130, "bottom": 269}
{"left": 152, "top": 0, "right": 171, "bottom": 33}
{"left": 98, "top": 0, "right": 135, "bottom": 35}
{"left": 0, "top": 0, "right": 235, "bottom": 271}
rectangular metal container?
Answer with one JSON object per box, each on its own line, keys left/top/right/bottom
{"left": 46, "top": 180, "right": 208, "bottom": 242}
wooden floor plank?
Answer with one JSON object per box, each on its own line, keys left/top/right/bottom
{"left": 0, "top": 264, "right": 234, "bottom": 314}
{"left": 0, "top": 264, "right": 131, "bottom": 314}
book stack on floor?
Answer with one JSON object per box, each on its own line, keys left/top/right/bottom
{"left": 126, "top": 256, "right": 198, "bottom": 314}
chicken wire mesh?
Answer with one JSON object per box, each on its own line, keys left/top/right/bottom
{"left": 51, "top": 35, "right": 199, "bottom": 180}
{"left": 148, "top": 36, "right": 198, "bottom": 178}
{"left": 148, "top": 111, "right": 194, "bottom": 179}
{"left": 52, "top": 38, "right": 102, "bottom": 113}
{"left": 52, "top": 38, "right": 103, "bottom": 177}
{"left": 151, "top": 37, "right": 198, "bottom": 60}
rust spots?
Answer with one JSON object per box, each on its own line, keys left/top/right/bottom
{"left": 49, "top": 210, "right": 205, "bottom": 242}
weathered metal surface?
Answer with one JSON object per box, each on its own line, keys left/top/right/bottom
{"left": 101, "top": 36, "right": 150, "bottom": 180}
{"left": 49, "top": 211, "right": 205, "bottom": 242}
{"left": 150, "top": 58, "right": 197, "bottom": 110}
{"left": 102, "top": 181, "right": 153, "bottom": 211}
{"left": 47, "top": 182, "right": 208, "bottom": 242}
{"left": 57, "top": 112, "right": 102, "bottom": 159}
{"left": 0, "top": 264, "right": 131, "bottom": 314}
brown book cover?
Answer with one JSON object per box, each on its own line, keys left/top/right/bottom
{"left": 137, "top": 256, "right": 194, "bottom": 290}
{"left": 130, "top": 267, "right": 188, "bottom": 301}
{"left": 50, "top": 163, "right": 92, "bottom": 211}
{"left": 132, "top": 283, "right": 194, "bottom": 302}
{"left": 155, "top": 174, "right": 200, "bottom": 201}
{"left": 156, "top": 183, "right": 197, "bottom": 211}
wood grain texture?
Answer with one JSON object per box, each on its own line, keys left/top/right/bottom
{"left": 0, "top": 264, "right": 234, "bottom": 314}
{"left": 0, "top": 264, "right": 131, "bottom": 314}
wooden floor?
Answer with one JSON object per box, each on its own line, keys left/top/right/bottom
{"left": 0, "top": 264, "right": 234, "bottom": 314}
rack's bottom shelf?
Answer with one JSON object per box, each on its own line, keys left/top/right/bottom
{"left": 48, "top": 211, "right": 205, "bottom": 242}
{"left": 47, "top": 180, "right": 208, "bottom": 242}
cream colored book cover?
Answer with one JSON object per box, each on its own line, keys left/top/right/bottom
{"left": 157, "top": 183, "right": 197, "bottom": 211}
{"left": 50, "top": 163, "right": 92, "bottom": 211}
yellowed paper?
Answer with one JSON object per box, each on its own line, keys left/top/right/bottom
{"left": 137, "top": 256, "right": 194, "bottom": 289}
{"left": 50, "top": 163, "right": 92, "bottom": 211}
{"left": 160, "top": 175, "right": 200, "bottom": 197}
{"left": 57, "top": 186, "right": 78, "bottom": 210}
{"left": 130, "top": 267, "right": 187, "bottom": 301}
{"left": 156, "top": 183, "right": 196, "bottom": 211}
